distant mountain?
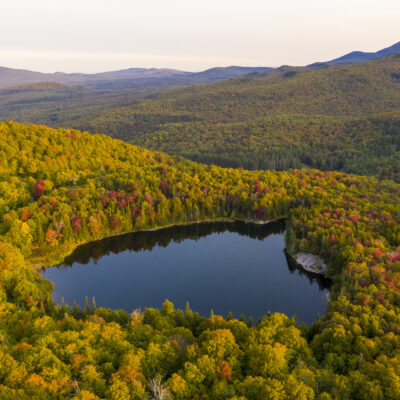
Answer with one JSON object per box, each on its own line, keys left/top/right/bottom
{"left": 0, "top": 65, "right": 273, "bottom": 89}
{"left": 189, "top": 66, "right": 273, "bottom": 80}
{"left": 64, "top": 67, "right": 190, "bottom": 83}
{"left": 313, "top": 41, "right": 400, "bottom": 65}
{"left": 2, "top": 41, "right": 399, "bottom": 89}
{"left": 0, "top": 66, "right": 189, "bottom": 88}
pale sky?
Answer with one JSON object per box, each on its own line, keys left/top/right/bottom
{"left": 0, "top": 0, "right": 399, "bottom": 73}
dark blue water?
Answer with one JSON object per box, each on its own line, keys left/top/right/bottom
{"left": 43, "top": 221, "right": 330, "bottom": 324}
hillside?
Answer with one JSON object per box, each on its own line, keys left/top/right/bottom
{"left": 120, "top": 52, "right": 400, "bottom": 118}
{"left": 1, "top": 122, "right": 400, "bottom": 398}
{"left": 1, "top": 54, "right": 400, "bottom": 182}
{"left": 71, "top": 53, "right": 400, "bottom": 181}
{"left": 131, "top": 113, "right": 400, "bottom": 180}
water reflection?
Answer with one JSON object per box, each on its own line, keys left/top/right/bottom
{"left": 60, "top": 220, "right": 287, "bottom": 267}
{"left": 44, "top": 220, "right": 331, "bottom": 325}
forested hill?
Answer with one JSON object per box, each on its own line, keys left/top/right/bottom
{"left": 72, "top": 53, "right": 400, "bottom": 180}
{"left": 132, "top": 113, "right": 400, "bottom": 180}
{"left": 1, "top": 122, "right": 400, "bottom": 398}
{"left": 84, "top": 52, "right": 400, "bottom": 124}
{"left": 1, "top": 54, "right": 400, "bottom": 181}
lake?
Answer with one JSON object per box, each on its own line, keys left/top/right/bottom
{"left": 43, "top": 220, "right": 331, "bottom": 325}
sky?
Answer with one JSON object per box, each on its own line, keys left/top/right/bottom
{"left": 0, "top": 0, "right": 399, "bottom": 73}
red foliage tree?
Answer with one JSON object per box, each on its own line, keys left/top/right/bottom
{"left": 217, "top": 360, "right": 232, "bottom": 382}
{"left": 145, "top": 193, "right": 154, "bottom": 205}
{"left": 159, "top": 178, "right": 169, "bottom": 195}
{"left": 109, "top": 215, "right": 122, "bottom": 230}
{"left": 34, "top": 179, "right": 45, "bottom": 198}
{"left": 70, "top": 215, "right": 82, "bottom": 232}
{"left": 45, "top": 228, "right": 58, "bottom": 244}
{"left": 21, "top": 209, "right": 30, "bottom": 221}
{"left": 374, "top": 248, "right": 384, "bottom": 259}
{"left": 117, "top": 198, "right": 128, "bottom": 209}
{"left": 253, "top": 182, "right": 261, "bottom": 193}
{"left": 256, "top": 207, "right": 264, "bottom": 219}
{"left": 389, "top": 254, "right": 400, "bottom": 263}
{"left": 109, "top": 191, "right": 120, "bottom": 201}
{"left": 376, "top": 292, "right": 385, "bottom": 304}
{"left": 100, "top": 195, "right": 109, "bottom": 209}
{"left": 349, "top": 215, "right": 360, "bottom": 223}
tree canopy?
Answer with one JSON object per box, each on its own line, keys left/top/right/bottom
{"left": 1, "top": 122, "right": 400, "bottom": 398}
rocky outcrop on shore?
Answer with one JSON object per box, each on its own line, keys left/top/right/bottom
{"left": 294, "top": 252, "right": 327, "bottom": 275}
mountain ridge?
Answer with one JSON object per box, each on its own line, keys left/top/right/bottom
{"left": 0, "top": 65, "right": 273, "bottom": 89}
{"left": 312, "top": 41, "right": 400, "bottom": 65}
{"left": 1, "top": 41, "right": 398, "bottom": 88}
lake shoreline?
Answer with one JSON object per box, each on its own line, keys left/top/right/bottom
{"left": 31, "top": 216, "right": 286, "bottom": 270}
{"left": 43, "top": 217, "right": 330, "bottom": 325}
{"left": 33, "top": 215, "right": 329, "bottom": 279}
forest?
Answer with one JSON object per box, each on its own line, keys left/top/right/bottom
{"left": 1, "top": 53, "right": 400, "bottom": 181}
{"left": 1, "top": 121, "right": 400, "bottom": 399}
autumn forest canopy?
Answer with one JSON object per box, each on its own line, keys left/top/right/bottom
{"left": 1, "top": 120, "right": 400, "bottom": 399}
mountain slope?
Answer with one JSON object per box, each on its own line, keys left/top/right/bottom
{"left": 67, "top": 53, "right": 400, "bottom": 180}
{"left": 318, "top": 41, "right": 400, "bottom": 64}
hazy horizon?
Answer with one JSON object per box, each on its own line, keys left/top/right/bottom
{"left": 1, "top": 0, "right": 399, "bottom": 73}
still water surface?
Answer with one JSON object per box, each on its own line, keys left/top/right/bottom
{"left": 43, "top": 221, "right": 330, "bottom": 324}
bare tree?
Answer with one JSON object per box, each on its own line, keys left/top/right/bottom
{"left": 54, "top": 220, "right": 64, "bottom": 235}
{"left": 147, "top": 376, "right": 170, "bottom": 400}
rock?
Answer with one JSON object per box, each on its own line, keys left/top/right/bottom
{"left": 295, "top": 252, "right": 327, "bottom": 275}
{"left": 248, "top": 219, "right": 271, "bottom": 225}
{"left": 237, "top": 217, "right": 282, "bottom": 225}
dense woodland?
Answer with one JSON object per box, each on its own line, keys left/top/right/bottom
{"left": 79, "top": 54, "right": 400, "bottom": 181}
{"left": 1, "top": 122, "right": 400, "bottom": 399}
{"left": 1, "top": 54, "right": 400, "bottom": 181}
